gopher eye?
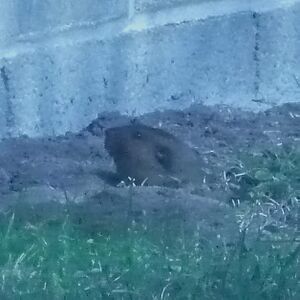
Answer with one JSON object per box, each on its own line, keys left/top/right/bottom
{"left": 133, "top": 131, "right": 142, "bottom": 139}
{"left": 155, "top": 145, "right": 172, "bottom": 171}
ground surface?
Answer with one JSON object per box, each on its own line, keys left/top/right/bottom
{"left": 0, "top": 102, "right": 299, "bottom": 246}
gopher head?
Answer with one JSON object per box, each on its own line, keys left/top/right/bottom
{"left": 104, "top": 124, "right": 204, "bottom": 187}
{"left": 105, "top": 125, "right": 180, "bottom": 184}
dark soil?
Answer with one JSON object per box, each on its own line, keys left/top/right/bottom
{"left": 0, "top": 102, "right": 299, "bottom": 246}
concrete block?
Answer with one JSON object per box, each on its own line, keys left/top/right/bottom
{"left": 0, "top": 0, "right": 127, "bottom": 46}
{"left": 1, "top": 0, "right": 300, "bottom": 138}
{"left": 134, "top": 0, "right": 216, "bottom": 13}
{"left": 258, "top": 3, "right": 300, "bottom": 104}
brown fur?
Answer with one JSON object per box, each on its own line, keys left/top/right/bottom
{"left": 104, "top": 124, "right": 206, "bottom": 187}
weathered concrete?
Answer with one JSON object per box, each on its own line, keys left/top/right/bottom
{"left": 0, "top": 0, "right": 300, "bottom": 138}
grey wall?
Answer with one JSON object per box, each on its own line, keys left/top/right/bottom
{"left": 0, "top": 0, "right": 300, "bottom": 138}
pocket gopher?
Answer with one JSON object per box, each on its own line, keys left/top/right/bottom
{"left": 105, "top": 124, "right": 206, "bottom": 187}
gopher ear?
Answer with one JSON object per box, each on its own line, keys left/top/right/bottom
{"left": 155, "top": 145, "right": 172, "bottom": 171}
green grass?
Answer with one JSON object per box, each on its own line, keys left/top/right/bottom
{"left": 227, "top": 146, "right": 300, "bottom": 205}
{"left": 0, "top": 146, "right": 299, "bottom": 299}
{"left": 0, "top": 211, "right": 299, "bottom": 299}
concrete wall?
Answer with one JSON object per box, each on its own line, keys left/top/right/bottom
{"left": 0, "top": 0, "right": 300, "bottom": 138}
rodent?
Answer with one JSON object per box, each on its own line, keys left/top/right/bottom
{"left": 104, "top": 124, "right": 206, "bottom": 187}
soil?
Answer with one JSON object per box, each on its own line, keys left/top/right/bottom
{"left": 0, "top": 102, "right": 299, "bottom": 246}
